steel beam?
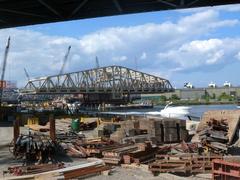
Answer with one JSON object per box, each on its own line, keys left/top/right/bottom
{"left": 0, "top": 0, "right": 239, "bottom": 29}
{"left": 37, "top": 0, "right": 63, "bottom": 18}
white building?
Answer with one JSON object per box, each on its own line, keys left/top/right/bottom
{"left": 184, "top": 82, "right": 194, "bottom": 89}
{"left": 223, "top": 81, "right": 231, "bottom": 87}
{"left": 208, "top": 82, "right": 216, "bottom": 88}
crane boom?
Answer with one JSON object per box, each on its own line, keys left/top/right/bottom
{"left": 95, "top": 56, "right": 100, "bottom": 68}
{"left": 24, "top": 68, "right": 30, "bottom": 81}
{"left": 59, "top": 46, "right": 71, "bottom": 75}
{"left": 0, "top": 37, "right": 10, "bottom": 105}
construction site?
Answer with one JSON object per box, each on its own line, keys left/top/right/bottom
{"left": 1, "top": 0, "right": 240, "bottom": 180}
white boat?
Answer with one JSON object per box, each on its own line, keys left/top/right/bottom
{"left": 146, "top": 102, "right": 191, "bottom": 120}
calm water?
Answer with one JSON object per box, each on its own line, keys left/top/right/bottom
{"left": 105, "top": 104, "right": 238, "bottom": 118}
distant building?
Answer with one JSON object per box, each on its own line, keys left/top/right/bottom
{"left": 208, "top": 82, "right": 216, "bottom": 88}
{"left": 184, "top": 82, "right": 194, "bottom": 89}
{"left": 7, "top": 81, "right": 17, "bottom": 88}
{"left": 223, "top": 81, "right": 231, "bottom": 87}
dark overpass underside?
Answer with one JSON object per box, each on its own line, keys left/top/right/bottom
{"left": 0, "top": 0, "right": 239, "bottom": 29}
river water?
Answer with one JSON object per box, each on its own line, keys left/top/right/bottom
{"left": 104, "top": 104, "right": 239, "bottom": 118}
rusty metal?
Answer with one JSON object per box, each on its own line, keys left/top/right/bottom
{"left": 198, "top": 118, "right": 229, "bottom": 154}
{"left": 102, "top": 144, "right": 138, "bottom": 165}
{"left": 212, "top": 159, "right": 240, "bottom": 180}
{"left": 13, "top": 116, "right": 20, "bottom": 144}
{"left": 5, "top": 163, "right": 64, "bottom": 176}
{"left": 13, "top": 134, "right": 56, "bottom": 164}
{"left": 49, "top": 114, "right": 56, "bottom": 142}
{"left": 64, "top": 165, "right": 110, "bottom": 179}
{"left": 149, "top": 154, "right": 223, "bottom": 175}
{"left": 123, "top": 143, "right": 157, "bottom": 165}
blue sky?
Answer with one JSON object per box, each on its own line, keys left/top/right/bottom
{"left": 1, "top": 4, "right": 240, "bottom": 88}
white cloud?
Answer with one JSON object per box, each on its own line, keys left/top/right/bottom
{"left": 112, "top": 56, "right": 127, "bottom": 62}
{"left": 157, "top": 38, "right": 240, "bottom": 70}
{"left": 0, "top": 8, "right": 239, "bottom": 87}
{"left": 236, "top": 52, "right": 240, "bottom": 61}
{"left": 140, "top": 52, "right": 147, "bottom": 60}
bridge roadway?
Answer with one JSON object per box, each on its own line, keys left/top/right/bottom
{"left": 0, "top": 0, "right": 239, "bottom": 29}
{"left": 22, "top": 66, "right": 173, "bottom": 101}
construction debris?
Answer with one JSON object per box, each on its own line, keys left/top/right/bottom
{"left": 194, "top": 110, "right": 240, "bottom": 144}
{"left": 123, "top": 142, "right": 157, "bottom": 164}
{"left": 5, "top": 159, "right": 110, "bottom": 180}
{"left": 102, "top": 144, "right": 138, "bottom": 165}
{"left": 149, "top": 154, "right": 222, "bottom": 175}
{"left": 198, "top": 118, "right": 229, "bottom": 154}
{"left": 4, "top": 163, "right": 64, "bottom": 176}
{"left": 12, "top": 134, "right": 56, "bottom": 164}
{"left": 5, "top": 109, "right": 240, "bottom": 179}
{"left": 212, "top": 159, "right": 240, "bottom": 180}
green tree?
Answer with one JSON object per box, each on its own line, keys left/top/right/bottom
{"left": 211, "top": 93, "right": 216, "bottom": 99}
{"left": 170, "top": 94, "right": 180, "bottom": 100}
{"left": 159, "top": 95, "right": 167, "bottom": 102}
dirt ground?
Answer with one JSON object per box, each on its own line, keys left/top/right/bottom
{"left": 0, "top": 126, "right": 212, "bottom": 180}
{"left": 87, "top": 166, "right": 211, "bottom": 180}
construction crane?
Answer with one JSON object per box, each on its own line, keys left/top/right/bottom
{"left": 95, "top": 56, "right": 100, "bottom": 68}
{"left": 59, "top": 46, "right": 71, "bottom": 75}
{"left": 0, "top": 37, "right": 10, "bottom": 106}
{"left": 24, "top": 68, "right": 30, "bottom": 81}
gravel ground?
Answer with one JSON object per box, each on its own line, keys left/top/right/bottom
{"left": 86, "top": 165, "right": 212, "bottom": 180}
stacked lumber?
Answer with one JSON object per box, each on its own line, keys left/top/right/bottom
{"left": 198, "top": 118, "right": 229, "bottom": 154}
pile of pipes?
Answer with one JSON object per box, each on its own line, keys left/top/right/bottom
{"left": 13, "top": 134, "right": 56, "bottom": 164}
{"left": 198, "top": 118, "right": 229, "bottom": 154}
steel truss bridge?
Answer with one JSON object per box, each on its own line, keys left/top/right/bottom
{"left": 0, "top": 0, "right": 239, "bottom": 29}
{"left": 22, "top": 66, "right": 173, "bottom": 104}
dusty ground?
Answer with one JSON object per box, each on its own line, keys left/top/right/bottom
{"left": 87, "top": 165, "right": 211, "bottom": 180}
{"left": 0, "top": 126, "right": 212, "bottom": 180}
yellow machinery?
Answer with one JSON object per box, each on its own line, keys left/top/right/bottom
{"left": 27, "top": 117, "right": 39, "bottom": 125}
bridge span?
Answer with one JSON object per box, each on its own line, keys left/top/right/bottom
{"left": 22, "top": 66, "right": 173, "bottom": 104}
